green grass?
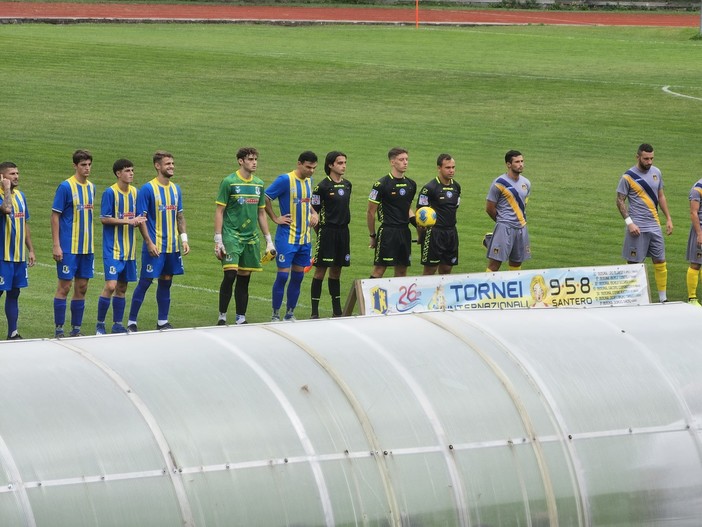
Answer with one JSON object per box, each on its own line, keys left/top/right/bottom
{"left": 0, "top": 22, "right": 700, "bottom": 338}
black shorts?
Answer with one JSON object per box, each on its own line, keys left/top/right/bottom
{"left": 314, "top": 225, "right": 350, "bottom": 268}
{"left": 374, "top": 224, "right": 412, "bottom": 267}
{"left": 421, "top": 226, "right": 458, "bottom": 266}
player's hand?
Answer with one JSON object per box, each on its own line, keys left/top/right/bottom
{"left": 1, "top": 176, "right": 10, "bottom": 193}
{"left": 27, "top": 251, "right": 36, "bottom": 267}
{"left": 369, "top": 236, "right": 377, "bottom": 249}
{"left": 310, "top": 213, "right": 319, "bottom": 228}
{"left": 52, "top": 244, "right": 62, "bottom": 262}
{"left": 627, "top": 223, "right": 640, "bottom": 237}
{"left": 665, "top": 219, "right": 673, "bottom": 236}
{"left": 147, "top": 241, "right": 160, "bottom": 257}
{"left": 274, "top": 214, "right": 292, "bottom": 225}
{"left": 182, "top": 241, "right": 190, "bottom": 256}
{"left": 214, "top": 242, "right": 226, "bottom": 260}
{"left": 131, "top": 215, "right": 147, "bottom": 226}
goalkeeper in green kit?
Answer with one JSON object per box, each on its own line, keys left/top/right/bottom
{"left": 214, "top": 147, "right": 275, "bottom": 325}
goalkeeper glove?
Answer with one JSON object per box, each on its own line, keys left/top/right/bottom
{"left": 261, "top": 235, "right": 277, "bottom": 264}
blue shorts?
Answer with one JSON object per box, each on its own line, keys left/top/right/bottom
{"left": 275, "top": 241, "right": 312, "bottom": 269}
{"left": 104, "top": 257, "right": 138, "bottom": 282}
{"left": 0, "top": 260, "right": 28, "bottom": 290}
{"left": 141, "top": 250, "right": 184, "bottom": 279}
{"left": 57, "top": 253, "right": 94, "bottom": 280}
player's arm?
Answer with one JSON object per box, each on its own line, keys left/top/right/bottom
{"left": 367, "top": 201, "right": 378, "bottom": 248}
{"left": 214, "top": 203, "right": 226, "bottom": 260}
{"left": 265, "top": 195, "right": 291, "bottom": 225}
{"left": 51, "top": 210, "right": 62, "bottom": 262}
{"left": 691, "top": 199, "right": 702, "bottom": 246}
{"left": 176, "top": 210, "right": 190, "bottom": 255}
{"left": 24, "top": 222, "right": 36, "bottom": 267}
{"left": 258, "top": 207, "right": 276, "bottom": 256}
{"left": 658, "top": 188, "right": 673, "bottom": 235}
{"left": 0, "top": 177, "right": 12, "bottom": 215}
{"left": 485, "top": 200, "right": 498, "bottom": 222}
{"left": 616, "top": 191, "right": 640, "bottom": 236}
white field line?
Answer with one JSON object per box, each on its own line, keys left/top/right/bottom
{"left": 662, "top": 85, "right": 702, "bottom": 102}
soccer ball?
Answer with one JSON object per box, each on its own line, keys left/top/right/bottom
{"left": 415, "top": 207, "right": 437, "bottom": 228}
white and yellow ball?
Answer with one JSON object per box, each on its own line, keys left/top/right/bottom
{"left": 415, "top": 207, "right": 437, "bottom": 228}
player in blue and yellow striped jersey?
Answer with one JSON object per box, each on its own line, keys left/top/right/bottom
{"left": 616, "top": 143, "right": 673, "bottom": 303}
{"left": 127, "top": 151, "right": 190, "bottom": 332}
{"left": 485, "top": 150, "right": 531, "bottom": 273}
{"left": 0, "top": 162, "right": 35, "bottom": 339}
{"left": 264, "top": 151, "right": 319, "bottom": 321}
{"left": 96, "top": 159, "right": 146, "bottom": 335}
{"left": 51, "top": 149, "right": 95, "bottom": 338}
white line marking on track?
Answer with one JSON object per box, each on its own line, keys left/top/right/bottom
{"left": 662, "top": 85, "right": 702, "bottom": 101}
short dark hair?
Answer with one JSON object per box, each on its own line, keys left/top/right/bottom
{"left": 638, "top": 143, "right": 654, "bottom": 155}
{"left": 388, "top": 147, "right": 408, "bottom": 161}
{"left": 73, "top": 149, "right": 92, "bottom": 164}
{"left": 437, "top": 153, "right": 453, "bottom": 167}
{"left": 298, "top": 150, "right": 318, "bottom": 164}
{"left": 112, "top": 158, "right": 134, "bottom": 176}
{"left": 505, "top": 150, "right": 522, "bottom": 164}
{"left": 0, "top": 161, "right": 17, "bottom": 174}
{"left": 153, "top": 150, "right": 173, "bottom": 165}
{"left": 324, "top": 151, "right": 346, "bottom": 176}
{"left": 236, "top": 147, "right": 258, "bottom": 161}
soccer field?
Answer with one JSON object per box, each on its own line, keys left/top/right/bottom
{"left": 0, "top": 22, "right": 700, "bottom": 338}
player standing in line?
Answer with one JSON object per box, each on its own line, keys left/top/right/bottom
{"left": 310, "top": 151, "right": 351, "bottom": 319}
{"left": 616, "top": 143, "right": 673, "bottom": 303}
{"left": 686, "top": 177, "right": 702, "bottom": 306}
{"left": 417, "top": 153, "right": 461, "bottom": 275}
{"left": 214, "top": 147, "right": 275, "bottom": 325}
{"left": 683, "top": 176, "right": 702, "bottom": 305}
{"left": 127, "top": 151, "right": 190, "bottom": 332}
{"left": 265, "top": 151, "right": 319, "bottom": 321}
{"left": 367, "top": 147, "right": 417, "bottom": 278}
{"left": 0, "top": 162, "right": 35, "bottom": 339}
{"left": 485, "top": 150, "right": 531, "bottom": 272}
{"left": 51, "top": 149, "right": 95, "bottom": 338}
{"left": 96, "top": 159, "right": 146, "bottom": 335}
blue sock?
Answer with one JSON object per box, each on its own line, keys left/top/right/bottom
{"left": 156, "top": 279, "right": 172, "bottom": 321}
{"left": 112, "top": 296, "right": 126, "bottom": 324}
{"left": 70, "top": 299, "right": 85, "bottom": 328}
{"left": 5, "top": 288, "right": 20, "bottom": 336}
{"left": 54, "top": 297, "right": 67, "bottom": 327}
{"left": 286, "top": 270, "right": 305, "bottom": 310}
{"left": 97, "top": 295, "right": 110, "bottom": 323}
{"left": 272, "top": 271, "right": 288, "bottom": 311}
{"left": 129, "top": 278, "right": 152, "bottom": 322}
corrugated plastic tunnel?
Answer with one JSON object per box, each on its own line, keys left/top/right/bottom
{"left": 1, "top": 303, "right": 701, "bottom": 526}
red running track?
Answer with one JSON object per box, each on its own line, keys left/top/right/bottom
{"left": 0, "top": 2, "right": 697, "bottom": 27}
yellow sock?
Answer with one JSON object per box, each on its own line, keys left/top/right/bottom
{"left": 508, "top": 265, "right": 521, "bottom": 271}
{"left": 486, "top": 268, "right": 492, "bottom": 273}
{"left": 653, "top": 262, "right": 667, "bottom": 302}
{"left": 687, "top": 267, "right": 699, "bottom": 299}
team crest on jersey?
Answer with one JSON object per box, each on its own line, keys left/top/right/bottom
{"left": 338, "top": 189, "right": 345, "bottom": 196}
{"left": 697, "top": 251, "right": 702, "bottom": 260}
{"left": 629, "top": 250, "right": 637, "bottom": 259}
{"left": 109, "top": 266, "right": 117, "bottom": 275}
{"left": 146, "top": 264, "right": 154, "bottom": 272}
{"left": 492, "top": 248, "right": 500, "bottom": 256}
{"left": 399, "top": 188, "right": 406, "bottom": 196}
{"left": 0, "top": 277, "right": 4, "bottom": 286}
{"left": 521, "top": 184, "right": 528, "bottom": 191}
{"left": 653, "top": 175, "right": 658, "bottom": 181}
{"left": 62, "top": 265, "right": 70, "bottom": 274}
{"left": 446, "top": 191, "right": 453, "bottom": 198}
{"left": 369, "top": 286, "right": 388, "bottom": 315}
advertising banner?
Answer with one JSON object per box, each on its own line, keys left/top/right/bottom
{"left": 357, "top": 264, "right": 650, "bottom": 315}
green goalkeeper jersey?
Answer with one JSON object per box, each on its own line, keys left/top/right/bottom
{"left": 215, "top": 170, "right": 266, "bottom": 242}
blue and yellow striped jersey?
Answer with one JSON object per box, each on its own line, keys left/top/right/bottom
{"left": 265, "top": 171, "right": 313, "bottom": 245}
{"left": 101, "top": 183, "right": 139, "bottom": 261}
{"left": 51, "top": 175, "right": 95, "bottom": 255}
{"left": 0, "top": 189, "right": 30, "bottom": 263}
{"left": 137, "top": 178, "right": 183, "bottom": 254}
